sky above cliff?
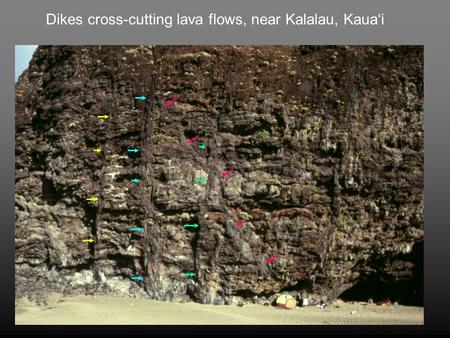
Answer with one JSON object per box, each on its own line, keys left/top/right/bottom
{"left": 15, "top": 45, "right": 38, "bottom": 82}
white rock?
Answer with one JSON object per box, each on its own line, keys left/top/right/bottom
{"left": 276, "top": 294, "right": 297, "bottom": 309}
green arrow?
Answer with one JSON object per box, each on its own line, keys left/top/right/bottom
{"left": 198, "top": 144, "right": 207, "bottom": 150}
{"left": 194, "top": 178, "right": 207, "bottom": 184}
{"left": 182, "top": 272, "right": 196, "bottom": 278}
{"left": 184, "top": 223, "right": 199, "bottom": 229}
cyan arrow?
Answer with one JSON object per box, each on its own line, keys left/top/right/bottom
{"left": 131, "top": 276, "right": 143, "bottom": 281}
{"left": 127, "top": 148, "right": 140, "bottom": 153}
{"left": 131, "top": 178, "right": 141, "bottom": 183}
{"left": 134, "top": 96, "right": 147, "bottom": 101}
{"left": 131, "top": 227, "right": 144, "bottom": 232}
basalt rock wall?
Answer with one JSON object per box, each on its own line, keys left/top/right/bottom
{"left": 15, "top": 45, "right": 424, "bottom": 305}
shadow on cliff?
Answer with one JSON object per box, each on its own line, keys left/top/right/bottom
{"left": 340, "top": 241, "right": 424, "bottom": 306}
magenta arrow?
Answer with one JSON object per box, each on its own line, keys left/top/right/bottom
{"left": 235, "top": 220, "right": 245, "bottom": 228}
{"left": 187, "top": 135, "right": 200, "bottom": 144}
{"left": 221, "top": 166, "right": 237, "bottom": 178}
{"left": 266, "top": 255, "right": 279, "bottom": 265}
{"left": 164, "top": 97, "right": 177, "bottom": 107}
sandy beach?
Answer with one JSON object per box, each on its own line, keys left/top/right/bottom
{"left": 15, "top": 293, "right": 424, "bottom": 325}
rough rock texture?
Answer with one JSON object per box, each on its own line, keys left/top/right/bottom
{"left": 15, "top": 45, "right": 424, "bottom": 305}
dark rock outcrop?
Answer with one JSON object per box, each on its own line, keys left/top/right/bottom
{"left": 15, "top": 45, "right": 423, "bottom": 305}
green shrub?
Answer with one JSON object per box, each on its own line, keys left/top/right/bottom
{"left": 256, "top": 130, "right": 270, "bottom": 139}
{"left": 337, "top": 218, "right": 347, "bottom": 230}
{"left": 153, "top": 133, "right": 164, "bottom": 144}
{"left": 310, "top": 185, "right": 320, "bottom": 194}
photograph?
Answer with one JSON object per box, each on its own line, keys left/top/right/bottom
{"left": 15, "top": 45, "right": 424, "bottom": 325}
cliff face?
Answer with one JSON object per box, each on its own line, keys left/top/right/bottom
{"left": 15, "top": 45, "right": 424, "bottom": 305}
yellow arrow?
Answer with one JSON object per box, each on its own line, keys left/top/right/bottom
{"left": 94, "top": 148, "right": 102, "bottom": 153}
{"left": 97, "top": 115, "right": 109, "bottom": 119}
{"left": 82, "top": 239, "right": 94, "bottom": 243}
{"left": 86, "top": 197, "right": 98, "bottom": 201}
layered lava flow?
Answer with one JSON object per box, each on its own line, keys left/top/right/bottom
{"left": 15, "top": 45, "right": 423, "bottom": 306}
